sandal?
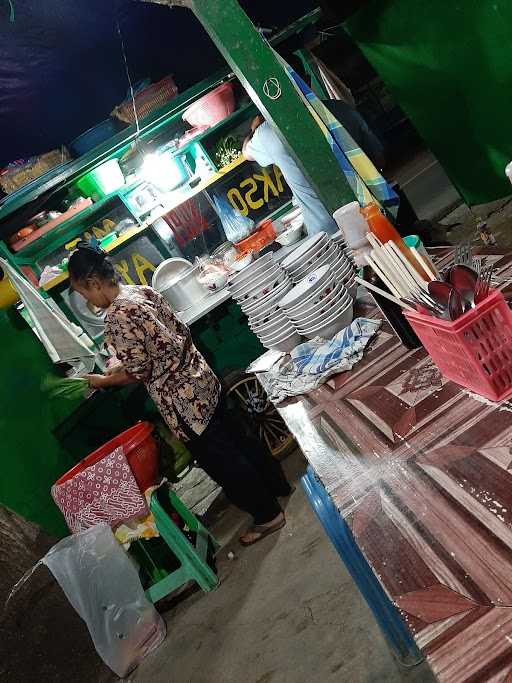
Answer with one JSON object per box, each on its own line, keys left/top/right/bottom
{"left": 239, "top": 515, "right": 286, "bottom": 547}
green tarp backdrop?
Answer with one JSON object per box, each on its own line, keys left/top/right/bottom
{"left": 345, "top": 0, "right": 512, "bottom": 206}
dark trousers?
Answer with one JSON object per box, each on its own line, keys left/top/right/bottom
{"left": 186, "top": 397, "right": 291, "bottom": 525}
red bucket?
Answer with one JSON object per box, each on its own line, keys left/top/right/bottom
{"left": 404, "top": 289, "right": 512, "bottom": 401}
{"left": 55, "top": 422, "right": 159, "bottom": 493}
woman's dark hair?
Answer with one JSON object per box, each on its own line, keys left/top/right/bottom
{"left": 68, "top": 239, "right": 118, "bottom": 284}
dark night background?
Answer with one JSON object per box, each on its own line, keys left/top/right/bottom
{"left": 0, "top": 0, "right": 317, "bottom": 167}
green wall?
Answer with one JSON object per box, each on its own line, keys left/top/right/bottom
{"left": 345, "top": 0, "right": 512, "bottom": 205}
{"left": 0, "top": 310, "right": 69, "bottom": 537}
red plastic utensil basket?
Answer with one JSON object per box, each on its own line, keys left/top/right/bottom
{"left": 404, "top": 289, "right": 512, "bottom": 401}
{"left": 55, "top": 422, "right": 159, "bottom": 493}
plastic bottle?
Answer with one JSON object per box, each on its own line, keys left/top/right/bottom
{"left": 362, "top": 203, "right": 428, "bottom": 279}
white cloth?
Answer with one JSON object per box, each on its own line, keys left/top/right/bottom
{"left": 1, "top": 259, "right": 95, "bottom": 372}
{"left": 261, "top": 318, "right": 381, "bottom": 403}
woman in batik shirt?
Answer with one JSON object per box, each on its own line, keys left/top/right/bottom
{"left": 68, "top": 241, "right": 291, "bottom": 545}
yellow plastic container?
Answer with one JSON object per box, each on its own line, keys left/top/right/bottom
{"left": 0, "top": 269, "right": 20, "bottom": 309}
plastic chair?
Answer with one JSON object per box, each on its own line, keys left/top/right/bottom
{"left": 132, "top": 486, "right": 220, "bottom": 603}
{"left": 301, "top": 466, "right": 423, "bottom": 667}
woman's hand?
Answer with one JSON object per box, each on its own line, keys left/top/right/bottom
{"left": 86, "top": 373, "right": 109, "bottom": 389}
{"left": 86, "top": 369, "right": 138, "bottom": 389}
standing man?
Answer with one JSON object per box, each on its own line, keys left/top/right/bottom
{"left": 243, "top": 115, "right": 339, "bottom": 236}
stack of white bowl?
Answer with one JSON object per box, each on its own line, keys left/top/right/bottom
{"left": 227, "top": 254, "right": 302, "bottom": 353}
{"left": 331, "top": 231, "right": 355, "bottom": 266}
{"left": 278, "top": 264, "right": 354, "bottom": 340}
{"left": 280, "top": 232, "right": 357, "bottom": 299}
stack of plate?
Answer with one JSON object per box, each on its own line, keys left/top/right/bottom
{"left": 280, "top": 232, "right": 357, "bottom": 298}
{"left": 278, "top": 264, "right": 354, "bottom": 340}
{"left": 228, "top": 254, "right": 302, "bottom": 353}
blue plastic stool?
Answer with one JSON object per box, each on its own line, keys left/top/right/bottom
{"left": 301, "top": 466, "right": 423, "bottom": 666}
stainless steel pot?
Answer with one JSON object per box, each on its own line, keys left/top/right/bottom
{"left": 159, "top": 265, "right": 209, "bottom": 312}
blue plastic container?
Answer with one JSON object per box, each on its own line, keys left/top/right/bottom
{"left": 69, "top": 118, "right": 125, "bottom": 157}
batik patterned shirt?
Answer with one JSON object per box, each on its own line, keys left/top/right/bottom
{"left": 104, "top": 285, "right": 220, "bottom": 441}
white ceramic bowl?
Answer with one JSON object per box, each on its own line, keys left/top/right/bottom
{"left": 278, "top": 265, "right": 332, "bottom": 311}
{"left": 298, "top": 302, "right": 354, "bottom": 340}
{"left": 334, "top": 257, "right": 353, "bottom": 277}
{"left": 251, "top": 313, "right": 290, "bottom": 335}
{"left": 285, "top": 274, "right": 339, "bottom": 317}
{"left": 202, "top": 270, "right": 229, "bottom": 291}
{"left": 228, "top": 252, "right": 274, "bottom": 288}
{"left": 276, "top": 219, "right": 304, "bottom": 246}
{"left": 346, "top": 278, "right": 358, "bottom": 300}
{"left": 297, "top": 297, "right": 353, "bottom": 332}
{"left": 288, "top": 284, "right": 349, "bottom": 323}
{"left": 287, "top": 283, "right": 348, "bottom": 320}
{"left": 231, "top": 252, "right": 253, "bottom": 272}
{"left": 292, "top": 290, "right": 350, "bottom": 328}
{"left": 242, "top": 282, "right": 290, "bottom": 316}
{"left": 237, "top": 271, "right": 289, "bottom": 304}
{"left": 241, "top": 279, "right": 292, "bottom": 315}
{"left": 230, "top": 266, "right": 283, "bottom": 301}
{"left": 331, "top": 231, "right": 348, "bottom": 245}
{"left": 229, "top": 262, "right": 280, "bottom": 295}
{"left": 285, "top": 238, "right": 332, "bottom": 276}
{"left": 258, "top": 319, "right": 295, "bottom": 342}
{"left": 291, "top": 245, "right": 344, "bottom": 282}
{"left": 249, "top": 302, "right": 283, "bottom": 327}
{"left": 262, "top": 330, "right": 303, "bottom": 353}
{"left": 280, "top": 232, "right": 328, "bottom": 272}
{"left": 280, "top": 207, "right": 302, "bottom": 226}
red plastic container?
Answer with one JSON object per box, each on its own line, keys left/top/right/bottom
{"left": 235, "top": 220, "right": 276, "bottom": 255}
{"left": 404, "top": 289, "right": 512, "bottom": 401}
{"left": 55, "top": 422, "right": 159, "bottom": 493}
{"left": 182, "top": 82, "right": 235, "bottom": 128}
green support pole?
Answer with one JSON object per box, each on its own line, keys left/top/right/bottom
{"left": 295, "top": 48, "right": 331, "bottom": 100}
{"left": 185, "top": 0, "right": 355, "bottom": 214}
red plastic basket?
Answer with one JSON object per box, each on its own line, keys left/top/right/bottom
{"left": 55, "top": 422, "right": 159, "bottom": 493}
{"left": 404, "top": 289, "right": 512, "bottom": 401}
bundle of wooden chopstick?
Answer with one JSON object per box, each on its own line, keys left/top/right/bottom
{"left": 355, "top": 234, "right": 440, "bottom": 312}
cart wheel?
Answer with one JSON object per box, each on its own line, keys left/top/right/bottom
{"left": 224, "top": 370, "right": 295, "bottom": 461}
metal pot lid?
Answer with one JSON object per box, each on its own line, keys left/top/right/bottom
{"left": 152, "top": 257, "right": 193, "bottom": 291}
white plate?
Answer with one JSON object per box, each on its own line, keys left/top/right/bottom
{"left": 278, "top": 265, "right": 331, "bottom": 310}
{"left": 280, "top": 232, "right": 328, "bottom": 271}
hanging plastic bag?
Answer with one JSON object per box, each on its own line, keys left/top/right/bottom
{"left": 213, "top": 194, "right": 254, "bottom": 243}
{"left": 42, "top": 524, "right": 166, "bottom": 677}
